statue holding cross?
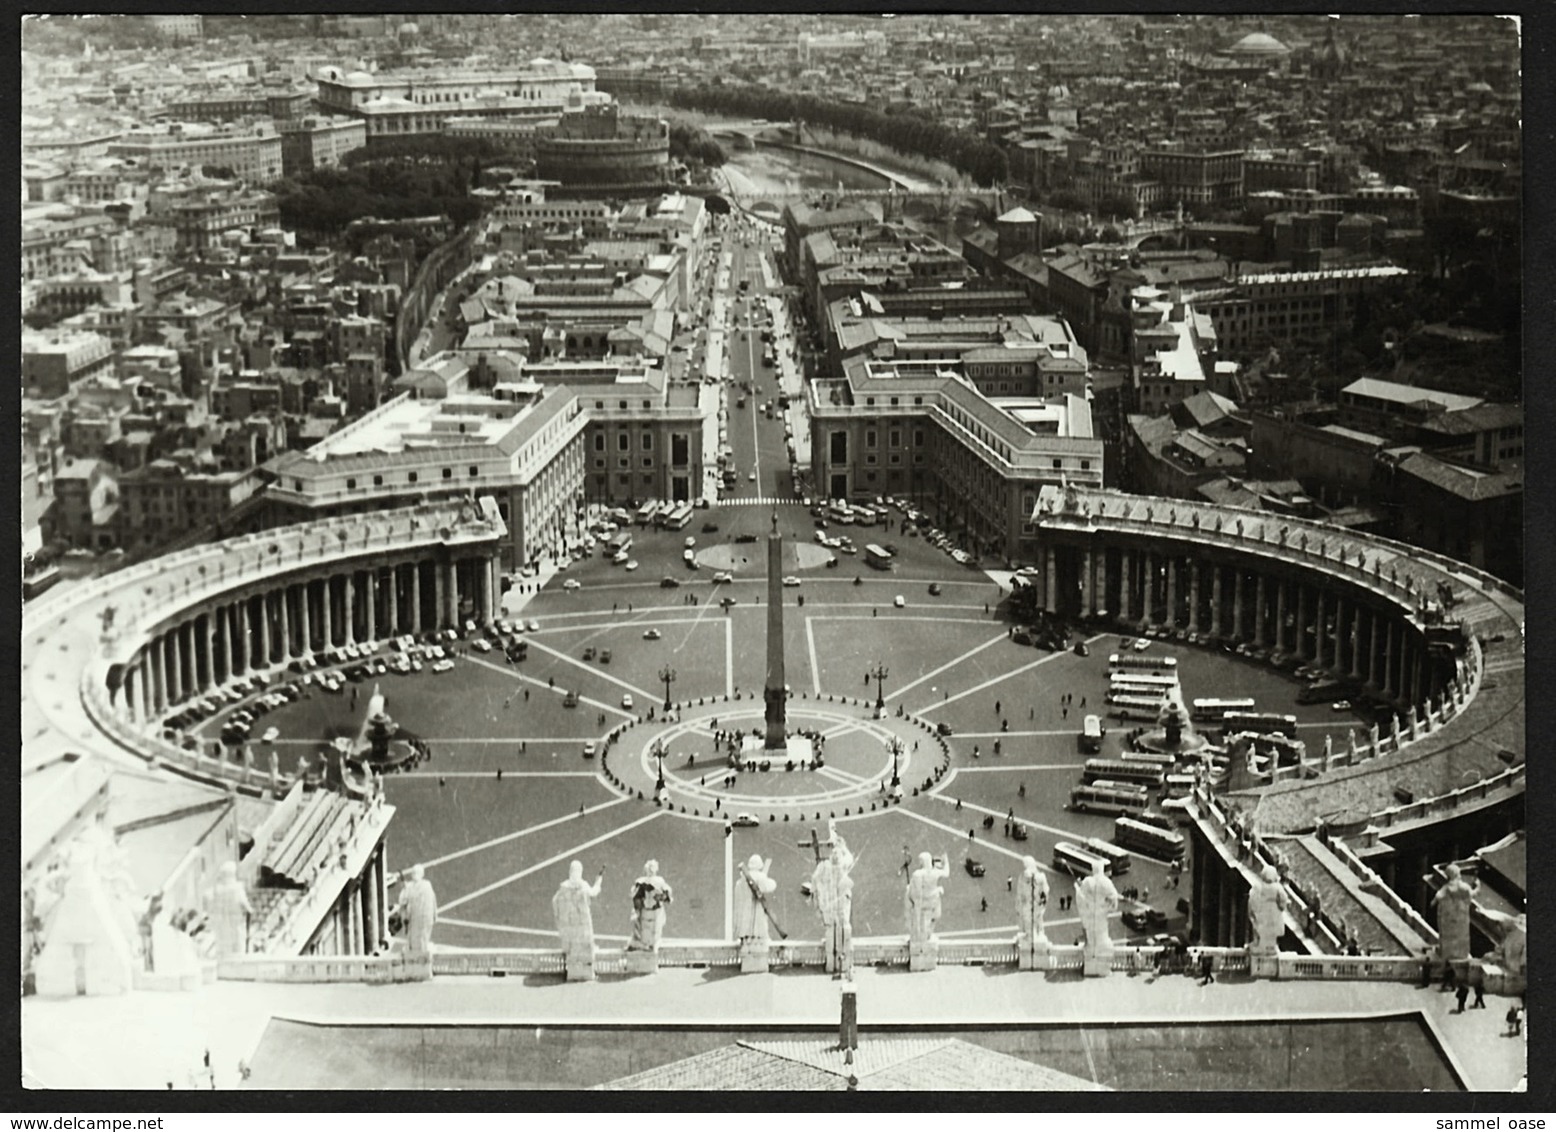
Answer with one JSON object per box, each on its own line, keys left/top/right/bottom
{"left": 802, "top": 820, "right": 855, "bottom": 978}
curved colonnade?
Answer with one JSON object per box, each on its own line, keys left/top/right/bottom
{"left": 1026, "top": 486, "right": 1524, "bottom": 833}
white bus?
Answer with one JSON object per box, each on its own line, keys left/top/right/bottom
{"left": 664, "top": 502, "right": 694, "bottom": 531}
{"left": 1120, "top": 750, "right": 1177, "bottom": 770}
{"left": 827, "top": 502, "right": 854, "bottom": 525}
{"left": 1083, "top": 837, "right": 1132, "bottom": 876}
{"left": 1106, "top": 692, "right": 1169, "bottom": 709}
{"left": 864, "top": 544, "right": 893, "bottom": 571}
{"left": 1222, "top": 711, "right": 1299, "bottom": 738}
{"left": 1068, "top": 780, "right": 1151, "bottom": 817}
{"left": 1112, "top": 816, "right": 1186, "bottom": 862}
{"left": 1191, "top": 697, "right": 1257, "bottom": 722}
{"left": 1110, "top": 673, "right": 1180, "bottom": 692}
{"left": 1161, "top": 773, "right": 1198, "bottom": 800}
{"left": 1082, "top": 759, "right": 1166, "bottom": 789}
{"left": 1052, "top": 841, "right": 1111, "bottom": 877}
{"left": 635, "top": 500, "right": 660, "bottom": 527}
{"left": 1109, "top": 653, "right": 1179, "bottom": 675}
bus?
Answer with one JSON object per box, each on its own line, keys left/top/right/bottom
{"left": 1068, "top": 780, "right": 1152, "bottom": 817}
{"left": 664, "top": 502, "right": 694, "bottom": 531}
{"left": 635, "top": 500, "right": 660, "bottom": 527}
{"left": 1083, "top": 837, "right": 1132, "bottom": 876}
{"left": 864, "top": 544, "right": 893, "bottom": 571}
{"left": 1081, "top": 714, "right": 1104, "bottom": 753}
{"left": 762, "top": 347, "right": 774, "bottom": 368}
{"left": 1120, "top": 750, "right": 1177, "bottom": 770}
{"left": 1109, "top": 673, "right": 1180, "bottom": 692}
{"left": 1106, "top": 693, "right": 1168, "bottom": 710}
{"left": 1221, "top": 711, "right": 1299, "bottom": 738}
{"left": 1109, "top": 653, "right": 1179, "bottom": 675}
{"left": 1110, "top": 705, "right": 1163, "bottom": 723}
{"left": 1113, "top": 816, "right": 1186, "bottom": 862}
{"left": 1082, "top": 759, "right": 1166, "bottom": 789}
{"left": 22, "top": 565, "right": 62, "bottom": 601}
{"left": 606, "top": 532, "right": 633, "bottom": 557}
{"left": 1161, "top": 773, "right": 1198, "bottom": 801}
{"left": 827, "top": 502, "right": 854, "bottom": 525}
{"left": 1192, "top": 697, "right": 1257, "bottom": 723}
{"left": 1052, "top": 841, "right": 1111, "bottom": 877}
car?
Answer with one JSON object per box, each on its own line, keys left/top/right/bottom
{"left": 562, "top": 690, "right": 580, "bottom": 708}
{"left": 643, "top": 628, "right": 662, "bottom": 641}
{"left": 928, "top": 582, "right": 943, "bottom": 596}
{"left": 893, "top": 595, "right": 906, "bottom": 608}
{"left": 964, "top": 858, "right": 986, "bottom": 878}
{"left": 562, "top": 578, "right": 581, "bottom": 591}
{"left": 748, "top": 472, "right": 757, "bottom": 482}
{"left": 1011, "top": 823, "right": 1030, "bottom": 842}
{"left": 1331, "top": 700, "right": 1352, "bottom": 712}
{"left": 684, "top": 536, "right": 697, "bottom": 549}
{"left": 625, "top": 560, "right": 639, "bottom": 571}
{"left": 826, "top": 556, "right": 839, "bottom": 568}
{"left": 734, "top": 534, "right": 758, "bottom": 544}
{"left": 431, "top": 659, "right": 456, "bottom": 673}
{"left": 732, "top": 813, "right": 760, "bottom": 827}
{"left": 261, "top": 726, "right": 280, "bottom": 743}
{"left": 621, "top": 693, "right": 634, "bottom": 709}
{"left": 840, "top": 544, "right": 857, "bottom": 555}
{"left": 782, "top": 575, "right": 801, "bottom": 587}
{"left": 701, "top": 521, "right": 720, "bottom": 533}
{"left": 720, "top": 596, "right": 738, "bottom": 610}
{"left": 1122, "top": 907, "right": 1171, "bottom": 932}
{"left": 661, "top": 576, "right": 682, "bottom": 589}
{"left": 936, "top": 721, "right": 954, "bottom": 737}
{"left": 1074, "top": 642, "right": 1089, "bottom": 657}
{"left": 814, "top": 529, "right": 829, "bottom": 542}
{"left": 598, "top": 649, "right": 612, "bottom": 664}
{"left": 472, "top": 638, "right": 492, "bottom": 652}
{"left": 1133, "top": 637, "right": 1151, "bottom": 651}
{"left": 613, "top": 550, "right": 630, "bottom": 564}
{"left": 712, "top": 571, "right": 734, "bottom": 584}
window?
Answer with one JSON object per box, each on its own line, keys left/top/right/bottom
{"left": 914, "top": 429, "right": 925, "bottom": 446}
{"left": 618, "top": 433, "right": 630, "bottom": 452}
{"left": 619, "top": 400, "right": 628, "bottom": 410}
{"left": 1081, "top": 460, "right": 1091, "bottom": 471}
{"left": 643, "top": 457, "right": 653, "bottom": 468}
{"left": 373, "top": 475, "right": 383, "bottom": 486}
{"left": 594, "top": 458, "right": 605, "bottom": 469}
{"left": 593, "top": 433, "right": 605, "bottom": 451}
{"left": 443, "top": 468, "right": 452, "bottom": 479}
{"left": 641, "top": 432, "right": 652, "bottom": 451}
{"left": 346, "top": 478, "right": 356, "bottom": 489}
{"left": 469, "top": 466, "right": 479, "bottom": 477}
{"left": 866, "top": 430, "right": 877, "bottom": 449}
{"left": 889, "top": 429, "right": 900, "bottom": 447}
{"left": 1052, "top": 459, "right": 1062, "bottom": 470}
{"left": 618, "top": 457, "right": 629, "bottom": 469}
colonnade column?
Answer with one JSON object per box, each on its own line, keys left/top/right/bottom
{"left": 280, "top": 585, "right": 293, "bottom": 661}
{"left": 481, "top": 558, "right": 495, "bottom": 626}
{"left": 194, "top": 616, "right": 211, "bottom": 693}
{"left": 163, "top": 629, "right": 180, "bottom": 705}
{"left": 1383, "top": 621, "right": 1398, "bottom": 698}
{"left": 342, "top": 572, "right": 356, "bottom": 646}
{"left": 1081, "top": 550, "right": 1094, "bottom": 617}
{"left": 298, "top": 580, "right": 313, "bottom": 656}
{"left": 1044, "top": 547, "right": 1057, "bottom": 614}
{"left": 365, "top": 570, "right": 378, "bottom": 644}
{"left": 446, "top": 561, "right": 460, "bottom": 627}
{"left": 1210, "top": 565, "right": 1223, "bottom": 637}
{"left": 1232, "top": 570, "right": 1245, "bottom": 641}
{"left": 1141, "top": 553, "right": 1156, "bottom": 625}
{"left": 411, "top": 562, "right": 423, "bottom": 634}
{"left": 1366, "top": 611, "right": 1380, "bottom": 688}
{"left": 1295, "top": 585, "right": 1310, "bottom": 660}
{"left": 1165, "top": 558, "right": 1178, "bottom": 629}
{"left": 321, "top": 575, "right": 334, "bottom": 650}
{"left": 1274, "top": 580, "right": 1287, "bottom": 651}
{"left": 1313, "top": 591, "right": 1327, "bottom": 668}
{"left": 1119, "top": 550, "right": 1134, "bottom": 623}
{"left": 1188, "top": 563, "right": 1202, "bottom": 633}
{"left": 386, "top": 566, "right": 400, "bottom": 638}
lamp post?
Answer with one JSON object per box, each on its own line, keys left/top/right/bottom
{"left": 869, "top": 660, "right": 889, "bottom": 715}
{"left": 889, "top": 737, "right": 902, "bottom": 791}
{"left": 654, "top": 741, "right": 666, "bottom": 794}
{"left": 659, "top": 664, "right": 677, "bottom": 713}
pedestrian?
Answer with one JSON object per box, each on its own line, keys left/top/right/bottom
{"left": 1470, "top": 965, "right": 1486, "bottom": 1009}
{"left": 955, "top": 798, "right": 963, "bottom": 811}
{"left": 1506, "top": 1003, "right": 1523, "bottom": 1036}
{"left": 1018, "top": 783, "right": 1026, "bottom": 798}
{"left": 1080, "top": 696, "right": 1087, "bottom": 708}
{"left": 1029, "top": 707, "right": 1034, "bottom": 720}
{"left": 1003, "top": 822, "right": 1010, "bottom": 837}
{"left": 980, "top": 897, "right": 988, "bottom": 913}
{"left": 1007, "top": 877, "right": 1014, "bottom": 892}
{"left": 994, "top": 699, "right": 1001, "bottom": 715}
{"left": 496, "top": 768, "right": 503, "bottom": 781}
{"left": 984, "top": 603, "right": 989, "bottom": 614}
{"left": 968, "top": 828, "right": 974, "bottom": 840}
{"left": 579, "top": 803, "right": 585, "bottom": 816}
{"left": 1198, "top": 951, "right": 1215, "bottom": 985}
{"left": 1142, "top": 885, "right": 1150, "bottom": 903}
{"left": 438, "top": 776, "right": 446, "bottom": 787}
{"left": 873, "top": 608, "right": 877, "bottom": 617}
{"left": 1454, "top": 981, "right": 1469, "bottom": 1013}
{"left": 1062, "top": 706, "right": 1068, "bottom": 720}
{"left": 524, "top": 688, "right": 530, "bottom": 701}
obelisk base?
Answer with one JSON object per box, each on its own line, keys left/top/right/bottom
{"left": 739, "top": 939, "right": 771, "bottom": 973}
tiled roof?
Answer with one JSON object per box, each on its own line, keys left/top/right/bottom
{"left": 1395, "top": 452, "right": 1523, "bottom": 500}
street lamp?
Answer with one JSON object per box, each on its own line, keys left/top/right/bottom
{"left": 869, "top": 660, "right": 889, "bottom": 715}
{"left": 889, "top": 737, "right": 902, "bottom": 790}
{"left": 653, "top": 740, "right": 667, "bottom": 794}
{"left": 659, "top": 664, "right": 677, "bottom": 713}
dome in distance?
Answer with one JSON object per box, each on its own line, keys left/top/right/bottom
{"left": 1226, "top": 31, "right": 1291, "bottom": 56}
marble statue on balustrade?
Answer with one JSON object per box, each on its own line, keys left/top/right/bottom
{"left": 1016, "top": 856, "right": 1050, "bottom": 942}
{"left": 905, "top": 851, "right": 949, "bottom": 946}
{"left": 1075, "top": 859, "right": 1120, "bottom": 975}
{"left": 736, "top": 854, "right": 779, "bottom": 946}
{"left": 628, "top": 859, "right": 673, "bottom": 952}
{"left": 1495, "top": 912, "right": 1526, "bottom": 979}
{"left": 207, "top": 861, "right": 253, "bottom": 958}
{"left": 395, "top": 864, "right": 438, "bottom": 959}
{"left": 1247, "top": 865, "right": 1288, "bottom": 956}
{"left": 810, "top": 822, "right": 856, "bottom": 977}
{"left": 553, "top": 860, "right": 605, "bottom": 981}
{"left": 33, "top": 828, "right": 145, "bottom": 996}
{"left": 1431, "top": 863, "right": 1479, "bottom": 964}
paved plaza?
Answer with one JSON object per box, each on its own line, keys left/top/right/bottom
{"left": 233, "top": 501, "right": 1373, "bottom": 954}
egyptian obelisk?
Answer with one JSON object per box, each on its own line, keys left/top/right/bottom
{"left": 763, "top": 511, "right": 787, "bottom": 750}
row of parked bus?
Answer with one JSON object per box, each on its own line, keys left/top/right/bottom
{"left": 633, "top": 500, "right": 696, "bottom": 531}
{"left": 1052, "top": 813, "right": 1186, "bottom": 877}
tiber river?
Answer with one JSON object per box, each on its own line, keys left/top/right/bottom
{"left": 719, "top": 142, "right": 978, "bottom": 249}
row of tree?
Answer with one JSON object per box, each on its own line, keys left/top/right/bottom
{"left": 664, "top": 81, "right": 1009, "bottom": 187}
{"left": 667, "top": 121, "right": 727, "bottom": 170}
{"left": 272, "top": 143, "right": 492, "bottom": 238}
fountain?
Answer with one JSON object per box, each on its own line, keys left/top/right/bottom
{"left": 1133, "top": 683, "right": 1211, "bottom": 757}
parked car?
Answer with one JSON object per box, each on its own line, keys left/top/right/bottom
{"left": 782, "top": 576, "right": 801, "bottom": 587}
{"left": 643, "top": 629, "right": 662, "bottom": 641}
{"left": 621, "top": 693, "right": 635, "bottom": 709}
{"left": 563, "top": 690, "right": 580, "bottom": 708}
{"left": 936, "top": 722, "right": 954, "bottom": 737}
{"left": 964, "top": 858, "right": 986, "bottom": 878}
{"left": 582, "top": 646, "right": 596, "bottom": 661}
{"left": 732, "top": 813, "right": 760, "bottom": 827}
{"left": 562, "top": 578, "right": 581, "bottom": 591}
{"left": 893, "top": 595, "right": 906, "bottom": 608}
{"left": 928, "top": 583, "right": 943, "bottom": 596}
{"left": 661, "top": 576, "right": 682, "bottom": 588}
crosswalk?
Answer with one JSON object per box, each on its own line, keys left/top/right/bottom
{"left": 716, "top": 495, "right": 805, "bottom": 508}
